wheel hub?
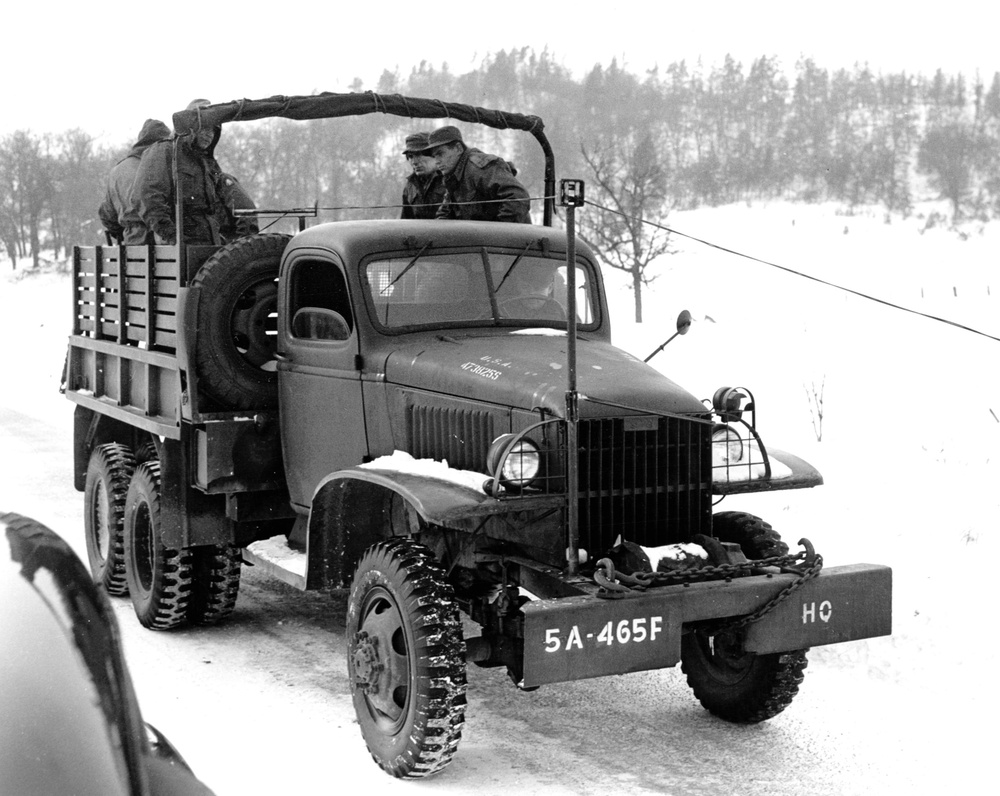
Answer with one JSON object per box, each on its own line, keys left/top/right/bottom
{"left": 351, "top": 631, "right": 385, "bottom": 693}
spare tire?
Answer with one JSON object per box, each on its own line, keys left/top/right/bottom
{"left": 190, "top": 233, "right": 291, "bottom": 409}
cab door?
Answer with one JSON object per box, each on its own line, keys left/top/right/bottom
{"left": 277, "top": 251, "right": 367, "bottom": 510}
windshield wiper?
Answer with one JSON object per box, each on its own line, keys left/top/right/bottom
{"left": 381, "top": 240, "right": 432, "bottom": 295}
{"left": 494, "top": 240, "right": 536, "bottom": 293}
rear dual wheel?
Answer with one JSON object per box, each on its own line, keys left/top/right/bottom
{"left": 681, "top": 512, "right": 808, "bottom": 723}
{"left": 122, "top": 462, "right": 242, "bottom": 629}
{"left": 123, "top": 462, "right": 192, "bottom": 629}
{"left": 188, "top": 544, "right": 242, "bottom": 625}
{"left": 84, "top": 443, "right": 136, "bottom": 596}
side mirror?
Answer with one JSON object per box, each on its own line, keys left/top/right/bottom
{"left": 676, "top": 309, "right": 692, "bottom": 336}
{"left": 644, "top": 309, "right": 693, "bottom": 363}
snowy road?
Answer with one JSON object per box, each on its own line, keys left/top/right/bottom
{"left": 4, "top": 205, "right": 997, "bottom": 796}
{"left": 0, "top": 404, "right": 981, "bottom": 796}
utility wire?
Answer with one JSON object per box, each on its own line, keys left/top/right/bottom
{"left": 584, "top": 198, "right": 1000, "bottom": 344}
{"left": 270, "top": 192, "right": 998, "bottom": 343}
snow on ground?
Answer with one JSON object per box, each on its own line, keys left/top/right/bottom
{"left": 1, "top": 200, "right": 997, "bottom": 788}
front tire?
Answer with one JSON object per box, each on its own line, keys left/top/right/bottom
{"left": 84, "top": 443, "right": 135, "bottom": 596}
{"left": 123, "top": 462, "right": 192, "bottom": 630}
{"left": 681, "top": 512, "right": 808, "bottom": 723}
{"left": 347, "top": 538, "right": 467, "bottom": 778}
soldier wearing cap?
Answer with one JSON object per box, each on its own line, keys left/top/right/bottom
{"left": 400, "top": 131, "right": 445, "bottom": 220}
{"left": 425, "top": 125, "right": 531, "bottom": 224}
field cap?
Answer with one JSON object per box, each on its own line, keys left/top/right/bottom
{"left": 403, "top": 131, "right": 430, "bottom": 154}
{"left": 427, "top": 125, "right": 464, "bottom": 149}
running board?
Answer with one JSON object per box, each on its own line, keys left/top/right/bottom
{"left": 243, "top": 535, "right": 307, "bottom": 590}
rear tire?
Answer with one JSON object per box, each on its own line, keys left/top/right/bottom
{"left": 681, "top": 512, "right": 807, "bottom": 723}
{"left": 347, "top": 538, "right": 467, "bottom": 778}
{"left": 123, "top": 462, "right": 192, "bottom": 630}
{"left": 84, "top": 443, "right": 135, "bottom": 596}
{"left": 188, "top": 545, "right": 242, "bottom": 625}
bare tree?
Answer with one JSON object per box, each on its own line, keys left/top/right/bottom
{"left": 577, "top": 130, "right": 675, "bottom": 322}
{"left": 0, "top": 131, "right": 53, "bottom": 268}
{"left": 805, "top": 376, "right": 826, "bottom": 442}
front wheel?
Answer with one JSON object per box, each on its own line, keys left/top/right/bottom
{"left": 680, "top": 630, "right": 808, "bottom": 723}
{"left": 681, "top": 511, "right": 808, "bottom": 723}
{"left": 346, "top": 538, "right": 467, "bottom": 778}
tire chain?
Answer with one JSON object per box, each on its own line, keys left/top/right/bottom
{"left": 594, "top": 539, "right": 824, "bottom": 630}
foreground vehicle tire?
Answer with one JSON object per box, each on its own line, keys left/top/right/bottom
{"left": 681, "top": 512, "right": 808, "bottom": 723}
{"left": 187, "top": 544, "right": 242, "bottom": 625}
{"left": 190, "top": 233, "right": 291, "bottom": 410}
{"left": 123, "top": 462, "right": 192, "bottom": 630}
{"left": 347, "top": 538, "right": 467, "bottom": 778}
{"left": 84, "top": 443, "right": 136, "bottom": 596}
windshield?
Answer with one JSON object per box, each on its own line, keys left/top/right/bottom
{"left": 364, "top": 250, "right": 597, "bottom": 330}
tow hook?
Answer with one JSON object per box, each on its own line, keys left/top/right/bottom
{"left": 781, "top": 538, "right": 817, "bottom": 575}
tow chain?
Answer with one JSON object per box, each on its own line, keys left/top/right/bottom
{"left": 593, "top": 538, "right": 824, "bottom": 630}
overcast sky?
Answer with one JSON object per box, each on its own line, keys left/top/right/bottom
{"left": 6, "top": 0, "right": 996, "bottom": 145}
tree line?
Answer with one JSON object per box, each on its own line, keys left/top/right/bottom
{"left": 3, "top": 49, "right": 999, "bottom": 319}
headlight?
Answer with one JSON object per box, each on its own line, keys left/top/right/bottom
{"left": 487, "top": 434, "right": 541, "bottom": 489}
{"left": 712, "top": 424, "right": 743, "bottom": 466}
{"left": 713, "top": 386, "right": 748, "bottom": 422}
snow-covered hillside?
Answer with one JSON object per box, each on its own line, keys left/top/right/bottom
{"left": 1, "top": 200, "right": 996, "bottom": 791}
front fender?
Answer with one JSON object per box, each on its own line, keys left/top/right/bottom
{"left": 713, "top": 445, "right": 824, "bottom": 495}
{"left": 323, "top": 467, "right": 505, "bottom": 525}
{"left": 306, "top": 467, "right": 513, "bottom": 588}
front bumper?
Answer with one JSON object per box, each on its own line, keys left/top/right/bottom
{"left": 520, "top": 563, "right": 891, "bottom": 688}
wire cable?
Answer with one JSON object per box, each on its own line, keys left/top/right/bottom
{"left": 584, "top": 198, "right": 1000, "bottom": 344}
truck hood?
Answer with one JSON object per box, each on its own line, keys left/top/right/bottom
{"left": 382, "top": 332, "right": 707, "bottom": 418}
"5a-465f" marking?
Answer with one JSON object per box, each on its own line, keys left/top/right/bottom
{"left": 544, "top": 616, "right": 664, "bottom": 653}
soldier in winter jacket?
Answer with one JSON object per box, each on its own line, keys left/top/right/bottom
{"left": 424, "top": 125, "right": 531, "bottom": 224}
{"left": 400, "top": 131, "right": 445, "bottom": 219}
{"left": 98, "top": 119, "right": 170, "bottom": 244}
{"left": 131, "top": 99, "right": 257, "bottom": 245}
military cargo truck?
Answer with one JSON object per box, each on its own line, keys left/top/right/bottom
{"left": 65, "top": 92, "right": 891, "bottom": 779}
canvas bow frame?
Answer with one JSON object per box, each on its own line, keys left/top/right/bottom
{"left": 170, "top": 91, "right": 576, "bottom": 562}
{"left": 170, "top": 91, "right": 557, "bottom": 233}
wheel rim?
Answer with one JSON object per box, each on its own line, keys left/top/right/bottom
{"left": 352, "top": 587, "right": 411, "bottom": 733}
{"left": 695, "top": 630, "right": 755, "bottom": 685}
{"left": 229, "top": 279, "right": 278, "bottom": 369}
{"left": 131, "top": 502, "right": 155, "bottom": 593}
{"left": 92, "top": 476, "right": 110, "bottom": 562}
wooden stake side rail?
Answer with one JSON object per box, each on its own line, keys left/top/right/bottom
{"left": 67, "top": 244, "right": 190, "bottom": 437}
{"left": 65, "top": 335, "right": 183, "bottom": 438}
{"left": 72, "top": 245, "right": 182, "bottom": 352}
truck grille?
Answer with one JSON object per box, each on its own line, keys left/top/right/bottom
{"left": 406, "top": 405, "right": 494, "bottom": 472}
{"left": 577, "top": 415, "right": 712, "bottom": 553}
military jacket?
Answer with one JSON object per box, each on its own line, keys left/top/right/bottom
{"left": 437, "top": 148, "right": 531, "bottom": 223}
{"left": 401, "top": 172, "right": 445, "bottom": 219}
